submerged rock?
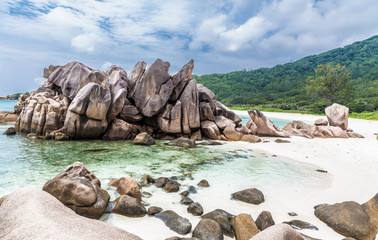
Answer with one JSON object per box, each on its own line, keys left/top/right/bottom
{"left": 4, "top": 127, "right": 16, "bottom": 135}
{"left": 155, "top": 210, "right": 192, "bottom": 235}
{"left": 0, "top": 188, "right": 141, "bottom": 240}
{"left": 283, "top": 220, "right": 319, "bottom": 230}
{"left": 133, "top": 132, "right": 155, "bottom": 146}
{"left": 42, "top": 162, "right": 109, "bottom": 219}
{"left": 166, "top": 137, "right": 196, "bottom": 148}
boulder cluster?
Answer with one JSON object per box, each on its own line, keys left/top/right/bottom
{"left": 13, "top": 59, "right": 277, "bottom": 141}
{"left": 283, "top": 103, "right": 364, "bottom": 139}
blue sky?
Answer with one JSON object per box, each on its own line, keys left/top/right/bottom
{"left": 0, "top": 0, "right": 377, "bottom": 95}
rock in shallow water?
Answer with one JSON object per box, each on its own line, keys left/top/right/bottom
{"left": 232, "top": 188, "right": 265, "bottom": 205}
{"left": 133, "top": 132, "right": 155, "bottom": 146}
{"left": 4, "top": 127, "right": 16, "bottom": 135}
{"left": 155, "top": 210, "right": 192, "bottom": 235}
{"left": 113, "top": 195, "right": 146, "bottom": 217}
{"left": 0, "top": 188, "right": 141, "bottom": 240}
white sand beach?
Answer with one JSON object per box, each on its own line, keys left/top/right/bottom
{"left": 104, "top": 112, "right": 377, "bottom": 240}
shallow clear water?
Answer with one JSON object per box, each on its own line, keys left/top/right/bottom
{"left": 0, "top": 100, "right": 17, "bottom": 112}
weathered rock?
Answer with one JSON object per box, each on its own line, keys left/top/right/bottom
{"left": 155, "top": 210, "right": 192, "bottom": 235}
{"left": 164, "top": 180, "right": 181, "bottom": 192}
{"left": 158, "top": 101, "right": 182, "bottom": 133}
{"left": 179, "top": 79, "right": 201, "bottom": 134}
{"left": 248, "top": 109, "right": 288, "bottom": 137}
{"left": 314, "top": 201, "right": 376, "bottom": 239}
{"left": 347, "top": 131, "right": 365, "bottom": 138}
{"left": 202, "top": 209, "right": 235, "bottom": 238}
{"left": 166, "top": 237, "right": 199, "bottom": 240}
{"left": 133, "top": 132, "right": 155, "bottom": 145}
{"left": 42, "top": 162, "right": 108, "bottom": 219}
{"left": 130, "top": 59, "right": 174, "bottom": 117}
{"left": 103, "top": 119, "right": 134, "bottom": 140}
{"left": 148, "top": 206, "right": 163, "bottom": 215}
{"left": 200, "top": 102, "right": 215, "bottom": 121}
{"left": 250, "top": 224, "right": 304, "bottom": 240}
{"left": 166, "top": 137, "right": 196, "bottom": 148}
{"left": 240, "top": 135, "right": 261, "bottom": 143}
{"left": 201, "top": 121, "right": 221, "bottom": 140}
{"left": 255, "top": 211, "right": 275, "bottom": 231}
{"left": 214, "top": 116, "right": 235, "bottom": 130}
{"left": 236, "top": 124, "right": 252, "bottom": 135}
{"left": 223, "top": 126, "right": 243, "bottom": 141}
{"left": 140, "top": 174, "right": 155, "bottom": 186}
{"left": 283, "top": 121, "right": 319, "bottom": 139}
{"left": 214, "top": 101, "right": 242, "bottom": 125}
{"left": 63, "top": 83, "right": 110, "bottom": 139}
{"left": 180, "top": 197, "right": 194, "bottom": 205}
{"left": 180, "top": 190, "right": 190, "bottom": 197}
{"left": 188, "top": 202, "right": 204, "bottom": 216}
{"left": 192, "top": 218, "right": 223, "bottom": 240}
{"left": 26, "top": 133, "right": 40, "bottom": 140}
{"left": 127, "top": 61, "right": 146, "bottom": 96}
{"left": 362, "top": 193, "right": 378, "bottom": 230}
{"left": 316, "top": 126, "right": 349, "bottom": 138}
{"left": 112, "top": 195, "right": 146, "bottom": 217}
{"left": 197, "top": 140, "right": 223, "bottom": 145}
{"left": 0, "top": 111, "right": 18, "bottom": 123}
{"left": 232, "top": 213, "right": 259, "bottom": 240}
{"left": 197, "top": 84, "right": 216, "bottom": 103}
{"left": 314, "top": 118, "right": 328, "bottom": 126}
{"left": 325, "top": 103, "right": 349, "bottom": 130}
{"left": 0, "top": 188, "right": 142, "bottom": 240}
{"left": 232, "top": 188, "right": 265, "bottom": 205}
{"left": 4, "top": 127, "right": 16, "bottom": 135}
{"left": 109, "top": 177, "right": 142, "bottom": 200}
{"left": 169, "top": 60, "right": 194, "bottom": 101}
{"left": 120, "top": 104, "right": 143, "bottom": 123}
{"left": 155, "top": 177, "right": 170, "bottom": 188}
{"left": 191, "top": 130, "right": 203, "bottom": 140}
{"left": 198, "top": 179, "right": 210, "bottom": 187}
{"left": 284, "top": 220, "right": 319, "bottom": 230}
{"left": 246, "top": 119, "right": 258, "bottom": 135}
{"left": 0, "top": 195, "right": 7, "bottom": 206}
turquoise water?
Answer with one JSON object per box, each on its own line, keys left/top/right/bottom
{"left": 0, "top": 100, "right": 17, "bottom": 112}
{"left": 0, "top": 100, "right": 328, "bottom": 198}
{"left": 239, "top": 113, "right": 291, "bottom": 128}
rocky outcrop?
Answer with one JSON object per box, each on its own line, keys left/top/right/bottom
{"left": 0, "top": 111, "right": 18, "bottom": 123}
{"left": 0, "top": 188, "right": 142, "bottom": 240}
{"left": 325, "top": 103, "right": 349, "bottom": 130}
{"left": 42, "top": 162, "right": 109, "bottom": 219}
{"left": 14, "top": 60, "right": 246, "bottom": 142}
{"left": 314, "top": 201, "right": 376, "bottom": 240}
{"left": 247, "top": 109, "right": 288, "bottom": 137}
{"left": 283, "top": 120, "right": 363, "bottom": 139}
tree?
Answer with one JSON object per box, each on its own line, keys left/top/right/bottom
{"left": 306, "top": 62, "right": 355, "bottom": 105}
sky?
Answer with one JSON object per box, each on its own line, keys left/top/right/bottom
{"left": 0, "top": 0, "right": 377, "bottom": 95}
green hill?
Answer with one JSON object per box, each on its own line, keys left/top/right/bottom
{"left": 194, "top": 35, "right": 378, "bottom": 114}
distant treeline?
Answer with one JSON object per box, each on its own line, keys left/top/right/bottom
{"left": 7, "top": 92, "right": 30, "bottom": 100}
{"left": 194, "top": 35, "right": 378, "bottom": 114}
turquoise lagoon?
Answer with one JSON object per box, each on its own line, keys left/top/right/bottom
{"left": 0, "top": 100, "right": 331, "bottom": 238}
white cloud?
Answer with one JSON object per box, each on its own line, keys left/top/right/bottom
{"left": 71, "top": 33, "right": 102, "bottom": 52}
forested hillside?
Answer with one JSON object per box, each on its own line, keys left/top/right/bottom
{"left": 194, "top": 35, "right": 378, "bottom": 113}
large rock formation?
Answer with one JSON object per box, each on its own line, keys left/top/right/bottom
{"left": 0, "top": 188, "right": 141, "bottom": 240}
{"left": 247, "top": 109, "right": 288, "bottom": 137}
{"left": 14, "top": 60, "right": 248, "bottom": 141}
{"left": 325, "top": 103, "right": 349, "bottom": 130}
{"left": 42, "top": 162, "right": 109, "bottom": 219}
